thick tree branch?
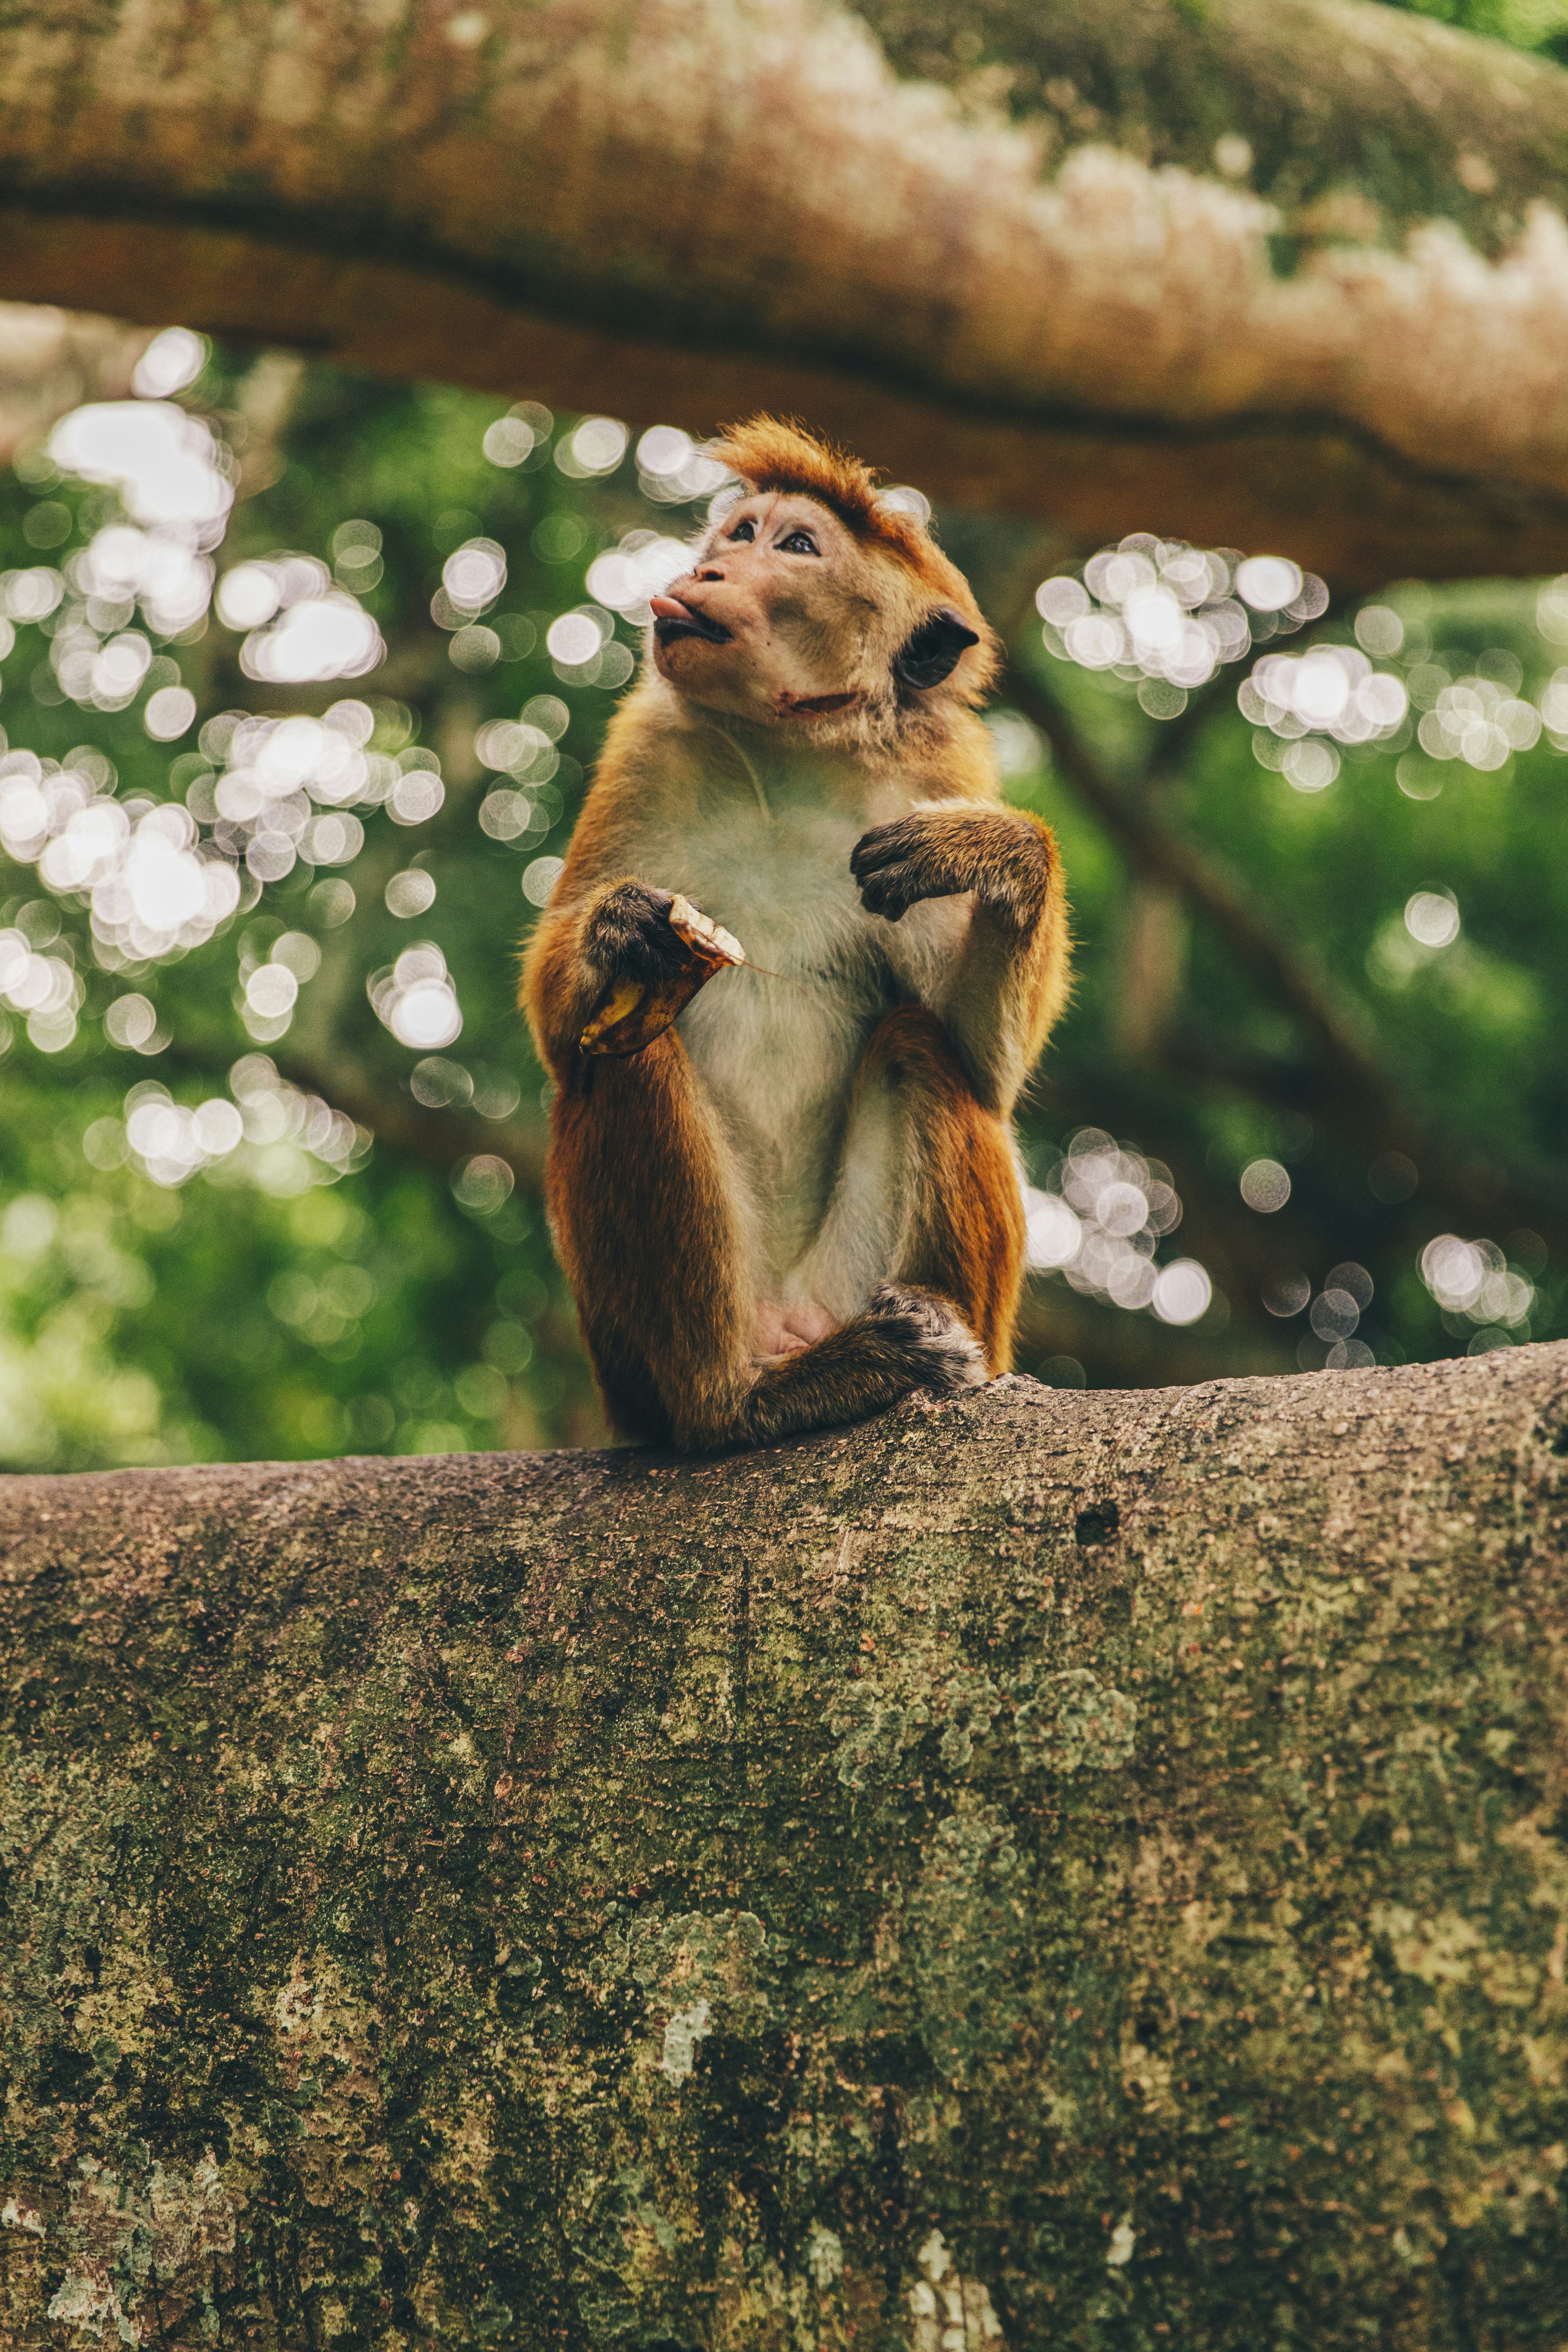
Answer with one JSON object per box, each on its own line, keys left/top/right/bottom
{"left": 4, "top": 1350, "right": 1568, "bottom": 2343}
{"left": 1010, "top": 660, "right": 1568, "bottom": 1251}
{"left": 2, "top": 2, "right": 1568, "bottom": 581}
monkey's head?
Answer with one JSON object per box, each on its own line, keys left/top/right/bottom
{"left": 647, "top": 417, "right": 998, "bottom": 736}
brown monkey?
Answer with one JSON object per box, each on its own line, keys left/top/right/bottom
{"left": 521, "top": 419, "right": 1069, "bottom": 1450}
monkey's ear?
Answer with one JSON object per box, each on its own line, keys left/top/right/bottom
{"left": 893, "top": 606, "right": 981, "bottom": 691}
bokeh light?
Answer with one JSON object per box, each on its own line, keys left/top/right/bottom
{"left": 386, "top": 870, "right": 438, "bottom": 918}
{"left": 241, "top": 593, "right": 383, "bottom": 684}
{"left": 370, "top": 943, "right": 463, "bottom": 1050}
{"left": 585, "top": 533, "right": 690, "bottom": 620}
{"left": 1151, "top": 1261, "right": 1213, "bottom": 1327}
{"left": 1405, "top": 890, "right": 1461, "bottom": 948}
{"left": 130, "top": 328, "right": 208, "bottom": 401}
{"left": 1420, "top": 1235, "right": 1533, "bottom": 1330}
{"left": 49, "top": 403, "right": 232, "bottom": 539}
{"left": 1240, "top": 1158, "right": 1291, "bottom": 1212}
{"left": 483, "top": 401, "right": 553, "bottom": 470}
{"left": 453, "top": 1154, "right": 515, "bottom": 1213}
{"left": 441, "top": 538, "right": 506, "bottom": 613}
{"left": 522, "top": 856, "right": 564, "bottom": 907}
{"left": 555, "top": 417, "right": 629, "bottom": 479}
{"left": 1023, "top": 1129, "right": 1206, "bottom": 1324}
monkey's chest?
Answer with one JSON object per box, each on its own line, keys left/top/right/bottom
{"left": 653, "top": 805, "right": 894, "bottom": 1262}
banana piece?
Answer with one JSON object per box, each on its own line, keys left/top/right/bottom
{"left": 578, "top": 977, "right": 647, "bottom": 1053}
{"left": 669, "top": 894, "right": 745, "bottom": 968}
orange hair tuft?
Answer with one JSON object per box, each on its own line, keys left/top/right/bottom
{"left": 708, "top": 415, "right": 891, "bottom": 531}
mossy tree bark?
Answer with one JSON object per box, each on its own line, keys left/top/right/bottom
{"left": 3, "top": 1346, "right": 1568, "bottom": 2348}
{"left": 0, "top": 1, "right": 1568, "bottom": 581}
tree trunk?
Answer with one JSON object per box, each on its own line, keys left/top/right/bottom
{"left": 0, "top": 0, "right": 1566, "bottom": 583}
{"left": 3, "top": 1345, "right": 1567, "bottom": 2348}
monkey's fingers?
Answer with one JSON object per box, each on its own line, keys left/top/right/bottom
{"left": 579, "top": 978, "right": 649, "bottom": 1052}
{"left": 848, "top": 821, "right": 920, "bottom": 881}
{"left": 856, "top": 854, "right": 968, "bottom": 922}
{"left": 855, "top": 867, "right": 919, "bottom": 922}
{"left": 580, "top": 968, "right": 706, "bottom": 1056}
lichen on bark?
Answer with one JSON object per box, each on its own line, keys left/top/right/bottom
{"left": 3, "top": 1346, "right": 1568, "bottom": 2346}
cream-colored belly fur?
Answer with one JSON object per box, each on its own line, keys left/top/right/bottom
{"left": 623, "top": 778, "right": 962, "bottom": 1345}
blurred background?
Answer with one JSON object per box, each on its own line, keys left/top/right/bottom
{"left": 2, "top": 0, "right": 1567, "bottom": 1471}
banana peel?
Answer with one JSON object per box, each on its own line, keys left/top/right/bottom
{"left": 579, "top": 895, "right": 746, "bottom": 1056}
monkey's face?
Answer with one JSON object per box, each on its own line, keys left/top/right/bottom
{"left": 649, "top": 493, "right": 957, "bottom": 728}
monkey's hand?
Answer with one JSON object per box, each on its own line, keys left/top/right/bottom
{"left": 583, "top": 881, "right": 690, "bottom": 989}
{"left": 579, "top": 882, "right": 745, "bottom": 1056}
{"left": 850, "top": 808, "right": 1053, "bottom": 925}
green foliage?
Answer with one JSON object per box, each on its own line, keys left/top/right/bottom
{"left": 0, "top": 352, "right": 644, "bottom": 1463}
{"left": 0, "top": 339, "right": 1561, "bottom": 1465}
{"left": 1380, "top": 0, "right": 1568, "bottom": 58}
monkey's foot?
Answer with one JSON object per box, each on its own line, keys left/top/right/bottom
{"left": 863, "top": 1283, "right": 986, "bottom": 1393}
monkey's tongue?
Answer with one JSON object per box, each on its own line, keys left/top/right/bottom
{"left": 651, "top": 595, "right": 732, "bottom": 644}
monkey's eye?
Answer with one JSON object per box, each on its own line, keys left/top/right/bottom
{"left": 780, "top": 528, "right": 819, "bottom": 556}
{"left": 728, "top": 518, "right": 757, "bottom": 543}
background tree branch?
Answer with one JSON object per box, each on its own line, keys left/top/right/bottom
{"left": 275, "top": 1044, "right": 545, "bottom": 1192}
{"left": 2, "top": 1, "right": 1568, "bottom": 581}
{"left": 1006, "top": 660, "right": 1568, "bottom": 1254}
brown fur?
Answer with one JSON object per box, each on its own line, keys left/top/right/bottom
{"left": 522, "top": 418, "right": 1069, "bottom": 1452}
{"left": 860, "top": 1004, "right": 1027, "bottom": 1369}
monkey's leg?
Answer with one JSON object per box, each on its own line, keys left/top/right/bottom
{"left": 789, "top": 1003, "right": 1026, "bottom": 1375}
{"left": 877, "top": 1005, "right": 1028, "bottom": 1373}
{"left": 546, "top": 1030, "right": 758, "bottom": 1448}
{"left": 551, "top": 1010, "right": 1008, "bottom": 1453}
{"left": 551, "top": 1029, "right": 990, "bottom": 1451}
{"left": 726, "top": 1005, "right": 1023, "bottom": 1448}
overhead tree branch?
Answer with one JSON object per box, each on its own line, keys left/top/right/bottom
{"left": 4, "top": 1350, "right": 1567, "bottom": 2343}
{"left": 1, "top": 1, "right": 1568, "bottom": 582}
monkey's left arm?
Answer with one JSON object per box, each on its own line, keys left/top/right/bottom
{"left": 850, "top": 804, "right": 1070, "bottom": 1115}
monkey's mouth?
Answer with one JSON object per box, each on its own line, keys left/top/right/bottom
{"left": 777, "top": 689, "right": 860, "bottom": 717}
{"left": 651, "top": 597, "right": 732, "bottom": 647}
